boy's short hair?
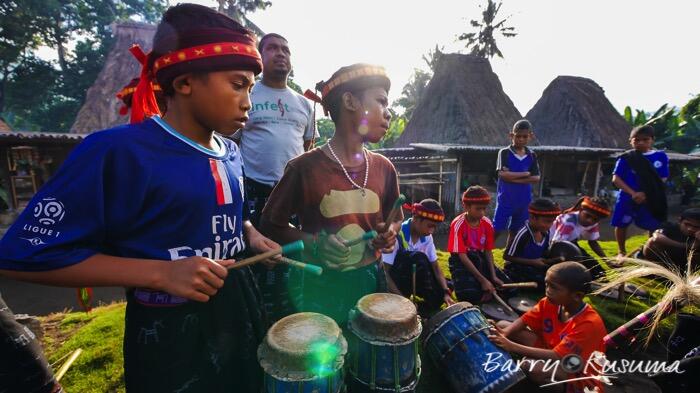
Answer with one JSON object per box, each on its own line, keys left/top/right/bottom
{"left": 548, "top": 261, "right": 592, "bottom": 293}
{"left": 528, "top": 198, "right": 561, "bottom": 217}
{"left": 150, "top": 3, "right": 262, "bottom": 96}
{"left": 512, "top": 119, "right": 533, "bottom": 133}
{"left": 258, "top": 33, "right": 287, "bottom": 52}
{"left": 630, "top": 125, "right": 655, "bottom": 139}
{"left": 680, "top": 208, "right": 700, "bottom": 222}
{"left": 316, "top": 64, "right": 390, "bottom": 122}
{"left": 462, "top": 185, "right": 491, "bottom": 206}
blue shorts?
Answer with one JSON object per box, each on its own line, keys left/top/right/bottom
{"left": 611, "top": 198, "right": 661, "bottom": 230}
{"left": 493, "top": 201, "right": 529, "bottom": 232}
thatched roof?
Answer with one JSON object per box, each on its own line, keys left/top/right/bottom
{"left": 395, "top": 54, "right": 522, "bottom": 147}
{"left": 70, "top": 22, "right": 156, "bottom": 133}
{"left": 526, "top": 76, "right": 630, "bottom": 148}
{"left": 0, "top": 117, "right": 11, "bottom": 132}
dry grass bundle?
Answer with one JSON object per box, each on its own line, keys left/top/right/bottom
{"left": 595, "top": 253, "right": 700, "bottom": 345}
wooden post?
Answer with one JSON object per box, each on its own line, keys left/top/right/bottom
{"left": 593, "top": 159, "right": 602, "bottom": 197}
{"left": 438, "top": 160, "right": 444, "bottom": 203}
{"left": 454, "top": 155, "right": 463, "bottom": 215}
{"left": 538, "top": 157, "right": 547, "bottom": 197}
{"left": 580, "top": 161, "right": 591, "bottom": 193}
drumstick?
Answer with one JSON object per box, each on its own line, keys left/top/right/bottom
{"left": 228, "top": 240, "right": 304, "bottom": 270}
{"left": 499, "top": 282, "right": 538, "bottom": 289}
{"left": 493, "top": 292, "right": 518, "bottom": 316}
{"left": 56, "top": 348, "right": 82, "bottom": 381}
{"left": 342, "top": 230, "right": 378, "bottom": 247}
{"left": 384, "top": 194, "right": 407, "bottom": 225}
{"left": 280, "top": 257, "right": 323, "bottom": 276}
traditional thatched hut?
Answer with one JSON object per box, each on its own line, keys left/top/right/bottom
{"left": 526, "top": 76, "right": 630, "bottom": 148}
{"left": 0, "top": 118, "right": 11, "bottom": 132}
{"left": 70, "top": 22, "right": 156, "bottom": 133}
{"left": 395, "top": 53, "right": 522, "bottom": 147}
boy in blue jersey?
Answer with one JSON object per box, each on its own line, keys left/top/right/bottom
{"left": 493, "top": 119, "right": 541, "bottom": 244}
{"left": 612, "top": 125, "right": 669, "bottom": 258}
{"left": 0, "top": 4, "right": 280, "bottom": 392}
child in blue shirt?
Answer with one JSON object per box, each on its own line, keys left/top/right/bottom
{"left": 0, "top": 4, "right": 280, "bottom": 392}
{"left": 503, "top": 198, "right": 562, "bottom": 290}
{"left": 493, "top": 119, "right": 541, "bottom": 244}
{"left": 612, "top": 125, "right": 669, "bottom": 258}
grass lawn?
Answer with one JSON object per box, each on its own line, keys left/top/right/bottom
{"left": 43, "top": 235, "right": 674, "bottom": 392}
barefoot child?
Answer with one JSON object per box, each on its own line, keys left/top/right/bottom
{"left": 493, "top": 119, "right": 541, "bottom": 243}
{"left": 504, "top": 198, "right": 562, "bottom": 290}
{"left": 612, "top": 125, "right": 669, "bottom": 257}
{"left": 0, "top": 4, "right": 279, "bottom": 391}
{"left": 448, "top": 186, "right": 512, "bottom": 304}
{"left": 489, "top": 262, "right": 607, "bottom": 393}
{"left": 260, "top": 63, "right": 399, "bottom": 324}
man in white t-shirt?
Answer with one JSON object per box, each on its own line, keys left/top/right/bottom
{"left": 236, "top": 33, "right": 317, "bottom": 322}
{"left": 382, "top": 199, "right": 454, "bottom": 315}
{"left": 236, "top": 33, "right": 318, "bottom": 225}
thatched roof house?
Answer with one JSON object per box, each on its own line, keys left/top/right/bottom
{"left": 395, "top": 54, "right": 521, "bottom": 147}
{"left": 70, "top": 22, "right": 156, "bottom": 133}
{"left": 526, "top": 76, "right": 630, "bottom": 148}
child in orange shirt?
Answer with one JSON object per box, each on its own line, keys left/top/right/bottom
{"left": 489, "top": 262, "right": 607, "bottom": 393}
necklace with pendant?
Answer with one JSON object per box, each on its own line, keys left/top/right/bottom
{"left": 327, "top": 139, "right": 369, "bottom": 196}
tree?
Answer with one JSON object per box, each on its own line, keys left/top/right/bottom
{"left": 457, "top": 0, "right": 517, "bottom": 59}
{"left": 216, "top": 0, "right": 271, "bottom": 37}
{"left": 393, "top": 45, "right": 443, "bottom": 120}
{"left": 2, "top": 0, "right": 167, "bottom": 131}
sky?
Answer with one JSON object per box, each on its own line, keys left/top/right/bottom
{"left": 185, "top": 0, "right": 699, "bottom": 115}
{"left": 115, "top": 1, "right": 700, "bottom": 115}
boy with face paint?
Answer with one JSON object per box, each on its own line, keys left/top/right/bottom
{"left": 260, "top": 64, "right": 400, "bottom": 324}
{"left": 0, "top": 4, "right": 280, "bottom": 391}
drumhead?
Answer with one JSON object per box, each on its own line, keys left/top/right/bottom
{"left": 348, "top": 293, "right": 421, "bottom": 344}
{"left": 424, "top": 302, "right": 475, "bottom": 337}
{"left": 258, "top": 312, "right": 347, "bottom": 380}
{"left": 481, "top": 302, "right": 518, "bottom": 322}
{"left": 548, "top": 241, "right": 582, "bottom": 261}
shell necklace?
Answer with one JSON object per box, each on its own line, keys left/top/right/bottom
{"left": 327, "top": 139, "right": 369, "bottom": 196}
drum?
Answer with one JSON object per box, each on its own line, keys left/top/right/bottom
{"left": 507, "top": 296, "right": 536, "bottom": 314}
{"left": 347, "top": 293, "right": 422, "bottom": 392}
{"left": 258, "top": 312, "right": 347, "bottom": 393}
{"left": 548, "top": 241, "right": 582, "bottom": 262}
{"left": 424, "top": 302, "right": 525, "bottom": 393}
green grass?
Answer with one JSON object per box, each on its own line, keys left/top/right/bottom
{"left": 43, "top": 303, "right": 126, "bottom": 392}
{"left": 43, "top": 235, "right": 673, "bottom": 392}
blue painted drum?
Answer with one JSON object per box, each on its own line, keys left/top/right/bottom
{"left": 347, "top": 293, "right": 422, "bottom": 392}
{"left": 424, "top": 302, "right": 525, "bottom": 393}
{"left": 258, "top": 312, "right": 348, "bottom": 393}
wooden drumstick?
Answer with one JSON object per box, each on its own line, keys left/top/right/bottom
{"left": 229, "top": 240, "right": 305, "bottom": 270}
{"left": 280, "top": 257, "right": 323, "bottom": 276}
{"left": 493, "top": 293, "right": 518, "bottom": 316}
{"left": 499, "top": 282, "right": 538, "bottom": 289}
{"left": 56, "top": 348, "right": 82, "bottom": 381}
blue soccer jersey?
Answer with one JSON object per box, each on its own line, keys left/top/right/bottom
{"left": 496, "top": 146, "right": 540, "bottom": 206}
{"left": 0, "top": 117, "right": 248, "bottom": 304}
{"left": 613, "top": 150, "right": 669, "bottom": 202}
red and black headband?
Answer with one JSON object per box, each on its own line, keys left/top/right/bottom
{"left": 402, "top": 203, "right": 445, "bottom": 222}
{"left": 581, "top": 197, "right": 612, "bottom": 217}
{"left": 129, "top": 28, "right": 262, "bottom": 123}
{"left": 528, "top": 206, "right": 562, "bottom": 216}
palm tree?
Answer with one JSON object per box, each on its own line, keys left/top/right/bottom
{"left": 457, "top": 0, "right": 517, "bottom": 59}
